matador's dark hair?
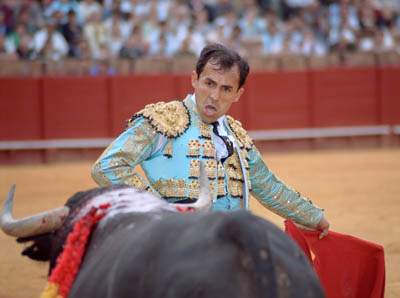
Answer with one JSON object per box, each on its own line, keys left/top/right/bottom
{"left": 195, "top": 43, "right": 250, "bottom": 90}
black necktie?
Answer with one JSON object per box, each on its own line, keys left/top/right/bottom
{"left": 212, "top": 122, "right": 234, "bottom": 160}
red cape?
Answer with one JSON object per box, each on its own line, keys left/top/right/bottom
{"left": 285, "top": 220, "right": 385, "bottom": 298}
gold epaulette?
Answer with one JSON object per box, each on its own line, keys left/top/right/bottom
{"left": 127, "top": 101, "right": 190, "bottom": 138}
{"left": 227, "top": 116, "right": 253, "bottom": 151}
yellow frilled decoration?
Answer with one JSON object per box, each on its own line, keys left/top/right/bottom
{"left": 41, "top": 282, "right": 62, "bottom": 298}
{"left": 129, "top": 101, "right": 190, "bottom": 138}
{"left": 226, "top": 116, "right": 253, "bottom": 151}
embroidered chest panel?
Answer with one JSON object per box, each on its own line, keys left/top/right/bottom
{"left": 127, "top": 100, "right": 190, "bottom": 138}
{"left": 135, "top": 98, "right": 253, "bottom": 202}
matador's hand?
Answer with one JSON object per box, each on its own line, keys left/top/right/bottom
{"left": 315, "top": 217, "right": 330, "bottom": 239}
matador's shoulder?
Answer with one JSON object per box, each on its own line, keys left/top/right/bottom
{"left": 227, "top": 115, "right": 253, "bottom": 151}
{"left": 127, "top": 100, "right": 191, "bottom": 138}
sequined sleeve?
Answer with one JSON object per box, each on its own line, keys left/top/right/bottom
{"left": 248, "top": 146, "right": 324, "bottom": 227}
{"left": 91, "top": 117, "right": 160, "bottom": 196}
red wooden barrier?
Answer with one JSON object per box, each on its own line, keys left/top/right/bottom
{"left": 379, "top": 67, "right": 400, "bottom": 125}
{"left": 0, "top": 77, "right": 42, "bottom": 140}
{"left": 174, "top": 73, "right": 193, "bottom": 99}
{"left": 310, "top": 67, "right": 379, "bottom": 127}
{"left": 42, "top": 76, "right": 109, "bottom": 139}
{"left": 245, "top": 72, "right": 311, "bottom": 130}
{"left": 109, "top": 75, "right": 177, "bottom": 136}
{"left": 1, "top": 67, "right": 399, "bottom": 145}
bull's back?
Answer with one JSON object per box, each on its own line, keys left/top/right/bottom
{"left": 69, "top": 211, "right": 325, "bottom": 298}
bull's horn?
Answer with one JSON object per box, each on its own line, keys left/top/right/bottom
{"left": 0, "top": 184, "right": 70, "bottom": 238}
{"left": 173, "top": 163, "right": 212, "bottom": 211}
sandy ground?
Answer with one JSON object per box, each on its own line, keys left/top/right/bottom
{"left": 0, "top": 148, "right": 399, "bottom": 298}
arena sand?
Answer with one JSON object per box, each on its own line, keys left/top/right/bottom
{"left": 0, "top": 148, "right": 399, "bottom": 298}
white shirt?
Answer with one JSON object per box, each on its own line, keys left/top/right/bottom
{"left": 153, "top": 95, "right": 234, "bottom": 161}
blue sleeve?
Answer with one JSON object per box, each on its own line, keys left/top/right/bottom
{"left": 91, "top": 117, "right": 161, "bottom": 196}
{"left": 248, "top": 146, "right": 324, "bottom": 226}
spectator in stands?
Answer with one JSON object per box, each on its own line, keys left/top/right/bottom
{"left": 206, "top": 22, "right": 228, "bottom": 45}
{"left": 300, "top": 28, "right": 327, "bottom": 56}
{"left": 1, "top": 0, "right": 399, "bottom": 67}
{"left": 260, "top": 8, "right": 284, "bottom": 31}
{"left": 89, "top": 58, "right": 116, "bottom": 75}
{"left": 106, "top": 22, "right": 124, "bottom": 58}
{"left": 74, "top": 35, "right": 91, "bottom": 59}
{"left": 329, "top": 18, "right": 357, "bottom": 53}
{"left": 358, "top": 4, "right": 376, "bottom": 31}
{"left": 13, "top": 5, "right": 37, "bottom": 34}
{"left": 120, "top": 0, "right": 150, "bottom": 19}
{"left": 239, "top": 0, "right": 265, "bottom": 41}
{"left": 141, "top": 2, "right": 160, "bottom": 40}
{"left": 1, "top": 0, "right": 14, "bottom": 34}
{"left": 357, "top": 28, "right": 375, "bottom": 52}
{"left": 83, "top": 11, "right": 107, "bottom": 59}
{"left": 376, "top": 4, "right": 397, "bottom": 29}
{"left": 16, "top": 33, "right": 35, "bottom": 59}
{"left": 281, "top": 0, "right": 316, "bottom": 20}
{"left": 328, "top": 0, "right": 360, "bottom": 32}
{"left": 0, "top": 30, "right": 17, "bottom": 59}
{"left": 168, "top": 3, "right": 190, "bottom": 43}
{"left": 52, "top": 10, "right": 65, "bottom": 32}
{"left": 373, "top": 28, "right": 395, "bottom": 53}
{"left": 261, "top": 21, "right": 285, "bottom": 55}
{"left": 214, "top": 8, "right": 237, "bottom": 40}
{"left": 61, "top": 10, "right": 82, "bottom": 57}
{"left": 4, "top": 23, "right": 27, "bottom": 54}
{"left": 104, "top": 8, "right": 130, "bottom": 40}
{"left": 33, "top": 18, "right": 68, "bottom": 61}
{"left": 173, "top": 36, "right": 197, "bottom": 58}
{"left": 225, "top": 24, "right": 249, "bottom": 57}
{"left": 119, "top": 24, "right": 148, "bottom": 58}
{"left": 0, "top": 9, "right": 6, "bottom": 35}
{"left": 78, "top": 0, "right": 102, "bottom": 25}
{"left": 207, "top": 0, "right": 233, "bottom": 21}
{"left": 193, "top": 8, "right": 214, "bottom": 38}
{"left": 179, "top": 24, "right": 206, "bottom": 56}
{"left": 148, "top": 21, "right": 179, "bottom": 58}
{"left": 46, "top": 0, "right": 78, "bottom": 23}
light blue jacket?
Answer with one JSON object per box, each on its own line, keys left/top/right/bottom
{"left": 92, "top": 95, "right": 324, "bottom": 226}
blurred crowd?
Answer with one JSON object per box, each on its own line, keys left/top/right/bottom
{"left": 0, "top": 0, "right": 400, "bottom": 62}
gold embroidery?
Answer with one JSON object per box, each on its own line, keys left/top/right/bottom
{"left": 202, "top": 140, "right": 215, "bottom": 159}
{"left": 227, "top": 116, "right": 253, "bottom": 151}
{"left": 199, "top": 122, "right": 212, "bottom": 139}
{"left": 189, "top": 159, "right": 201, "bottom": 178}
{"left": 205, "top": 160, "right": 217, "bottom": 180}
{"left": 217, "top": 179, "right": 226, "bottom": 197}
{"left": 163, "top": 139, "right": 173, "bottom": 158}
{"left": 217, "top": 161, "right": 225, "bottom": 179}
{"left": 228, "top": 179, "right": 243, "bottom": 198}
{"left": 225, "top": 152, "right": 245, "bottom": 198}
{"left": 92, "top": 160, "right": 113, "bottom": 186}
{"left": 188, "top": 180, "right": 200, "bottom": 199}
{"left": 151, "top": 178, "right": 188, "bottom": 198}
{"left": 126, "top": 174, "right": 148, "bottom": 190}
{"left": 129, "top": 101, "right": 190, "bottom": 138}
{"left": 187, "top": 139, "right": 201, "bottom": 157}
{"left": 226, "top": 153, "right": 244, "bottom": 181}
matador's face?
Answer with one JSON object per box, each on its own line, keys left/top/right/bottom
{"left": 191, "top": 60, "right": 244, "bottom": 124}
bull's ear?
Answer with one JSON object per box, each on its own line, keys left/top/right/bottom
{"left": 17, "top": 233, "right": 53, "bottom": 262}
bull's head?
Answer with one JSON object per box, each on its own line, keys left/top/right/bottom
{"left": 0, "top": 163, "right": 212, "bottom": 238}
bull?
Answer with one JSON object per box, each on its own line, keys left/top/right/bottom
{"left": 1, "top": 169, "right": 325, "bottom": 298}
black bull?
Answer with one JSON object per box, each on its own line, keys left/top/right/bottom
{"left": 1, "top": 184, "right": 325, "bottom": 298}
